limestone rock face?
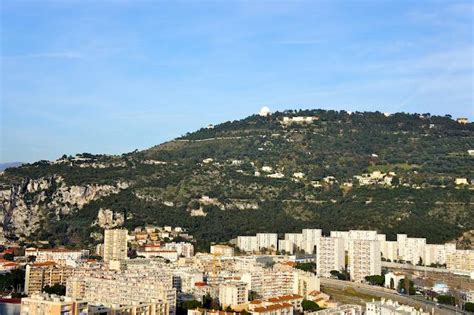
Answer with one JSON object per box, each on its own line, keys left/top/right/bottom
{"left": 0, "top": 176, "right": 128, "bottom": 240}
{"left": 94, "top": 208, "right": 125, "bottom": 229}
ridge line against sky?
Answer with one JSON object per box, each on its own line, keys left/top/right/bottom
{"left": 1, "top": 0, "right": 473, "bottom": 163}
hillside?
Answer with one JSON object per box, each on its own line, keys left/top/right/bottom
{"left": 1, "top": 109, "right": 473, "bottom": 250}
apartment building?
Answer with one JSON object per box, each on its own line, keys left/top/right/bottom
{"left": 250, "top": 302, "right": 293, "bottom": 315}
{"left": 284, "top": 233, "right": 303, "bottom": 251}
{"left": 349, "top": 239, "right": 381, "bottom": 283}
{"left": 237, "top": 236, "right": 258, "bottom": 253}
{"left": 380, "top": 241, "right": 398, "bottom": 262}
{"left": 306, "top": 304, "right": 362, "bottom": 315}
{"left": 366, "top": 299, "right": 429, "bottom": 315}
{"left": 20, "top": 294, "right": 88, "bottom": 315}
{"left": 210, "top": 245, "right": 234, "bottom": 257}
{"left": 447, "top": 250, "right": 474, "bottom": 273}
{"left": 67, "top": 271, "right": 174, "bottom": 315}
{"left": 330, "top": 230, "right": 378, "bottom": 251}
{"left": 397, "top": 234, "right": 426, "bottom": 264}
{"left": 256, "top": 233, "right": 278, "bottom": 251}
{"left": 219, "top": 282, "right": 248, "bottom": 307}
{"left": 302, "top": 229, "right": 322, "bottom": 244}
{"left": 239, "top": 268, "right": 318, "bottom": 300}
{"left": 293, "top": 270, "right": 320, "bottom": 297}
{"left": 266, "top": 294, "right": 303, "bottom": 312}
{"left": 137, "top": 249, "right": 179, "bottom": 261}
{"left": 25, "top": 248, "right": 89, "bottom": 267}
{"left": 424, "top": 244, "right": 456, "bottom": 266}
{"left": 103, "top": 229, "right": 128, "bottom": 262}
{"left": 301, "top": 229, "right": 322, "bottom": 254}
{"left": 278, "top": 240, "right": 294, "bottom": 255}
{"left": 173, "top": 269, "right": 204, "bottom": 293}
{"left": 316, "top": 237, "right": 345, "bottom": 278}
{"left": 25, "top": 262, "right": 74, "bottom": 294}
{"left": 164, "top": 242, "right": 194, "bottom": 258}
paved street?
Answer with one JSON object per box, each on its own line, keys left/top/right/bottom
{"left": 321, "top": 278, "right": 468, "bottom": 315}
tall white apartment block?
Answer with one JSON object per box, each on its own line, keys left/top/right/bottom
{"left": 302, "top": 229, "right": 322, "bottom": 243}
{"left": 219, "top": 282, "right": 248, "bottom": 307}
{"left": 103, "top": 229, "right": 128, "bottom": 262}
{"left": 302, "top": 229, "right": 322, "bottom": 254}
{"left": 424, "top": 243, "right": 456, "bottom": 266}
{"left": 349, "top": 239, "right": 381, "bottom": 283}
{"left": 237, "top": 236, "right": 258, "bottom": 253}
{"left": 380, "top": 241, "right": 398, "bottom": 262}
{"left": 284, "top": 233, "right": 303, "bottom": 250}
{"left": 330, "top": 230, "right": 378, "bottom": 251}
{"left": 256, "top": 233, "right": 278, "bottom": 251}
{"left": 317, "top": 237, "right": 345, "bottom": 278}
{"left": 397, "top": 234, "right": 426, "bottom": 264}
{"left": 330, "top": 231, "right": 350, "bottom": 250}
{"left": 278, "top": 240, "right": 294, "bottom": 255}
{"left": 349, "top": 230, "right": 378, "bottom": 241}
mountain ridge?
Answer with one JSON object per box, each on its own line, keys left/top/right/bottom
{"left": 0, "top": 109, "right": 473, "bottom": 250}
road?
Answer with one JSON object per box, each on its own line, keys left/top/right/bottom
{"left": 320, "top": 278, "right": 468, "bottom": 315}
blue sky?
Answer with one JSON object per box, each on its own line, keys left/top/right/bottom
{"left": 1, "top": 0, "right": 473, "bottom": 163}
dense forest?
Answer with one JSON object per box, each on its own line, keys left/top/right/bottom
{"left": 1, "top": 109, "right": 473, "bottom": 250}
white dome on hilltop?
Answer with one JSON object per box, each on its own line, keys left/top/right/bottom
{"left": 259, "top": 106, "right": 271, "bottom": 117}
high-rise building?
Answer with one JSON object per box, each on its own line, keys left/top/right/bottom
{"left": 256, "top": 233, "right": 278, "bottom": 251}
{"left": 447, "top": 250, "right": 474, "bottom": 273}
{"left": 24, "top": 262, "right": 74, "bottom": 295}
{"left": 316, "top": 237, "right": 345, "bottom": 278}
{"left": 380, "top": 241, "right": 398, "bottom": 262}
{"left": 20, "top": 294, "right": 88, "bottom": 315}
{"left": 424, "top": 244, "right": 456, "bottom": 266}
{"left": 397, "top": 234, "right": 426, "bottom": 265}
{"left": 348, "top": 239, "right": 381, "bottom": 283}
{"left": 219, "top": 282, "right": 248, "bottom": 307}
{"left": 237, "top": 236, "right": 258, "bottom": 253}
{"left": 103, "top": 229, "right": 128, "bottom": 262}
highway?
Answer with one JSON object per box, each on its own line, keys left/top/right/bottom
{"left": 320, "top": 278, "right": 469, "bottom": 314}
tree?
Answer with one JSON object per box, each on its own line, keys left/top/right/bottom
{"left": 437, "top": 295, "right": 455, "bottom": 306}
{"left": 43, "top": 284, "right": 66, "bottom": 296}
{"left": 182, "top": 300, "right": 201, "bottom": 310}
{"left": 302, "top": 299, "right": 322, "bottom": 311}
{"left": 465, "top": 302, "right": 474, "bottom": 312}
{"left": 364, "top": 275, "right": 385, "bottom": 286}
{"left": 398, "top": 279, "right": 415, "bottom": 295}
{"left": 3, "top": 253, "right": 14, "bottom": 261}
{"left": 330, "top": 269, "right": 349, "bottom": 281}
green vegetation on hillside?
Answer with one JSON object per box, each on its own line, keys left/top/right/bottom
{"left": 1, "top": 110, "right": 472, "bottom": 250}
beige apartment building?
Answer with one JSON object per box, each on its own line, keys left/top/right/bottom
{"left": 103, "top": 229, "right": 128, "bottom": 262}
{"left": 219, "top": 282, "right": 248, "bottom": 307}
{"left": 67, "top": 271, "right": 174, "bottom": 315}
{"left": 447, "top": 250, "right": 474, "bottom": 273}
{"left": 210, "top": 244, "right": 234, "bottom": 257}
{"left": 25, "top": 262, "right": 74, "bottom": 294}
{"left": 20, "top": 294, "right": 88, "bottom": 315}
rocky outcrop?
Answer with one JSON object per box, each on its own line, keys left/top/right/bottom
{"left": 0, "top": 176, "right": 129, "bottom": 240}
{"left": 93, "top": 208, "right": 125, "bottom": 229}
